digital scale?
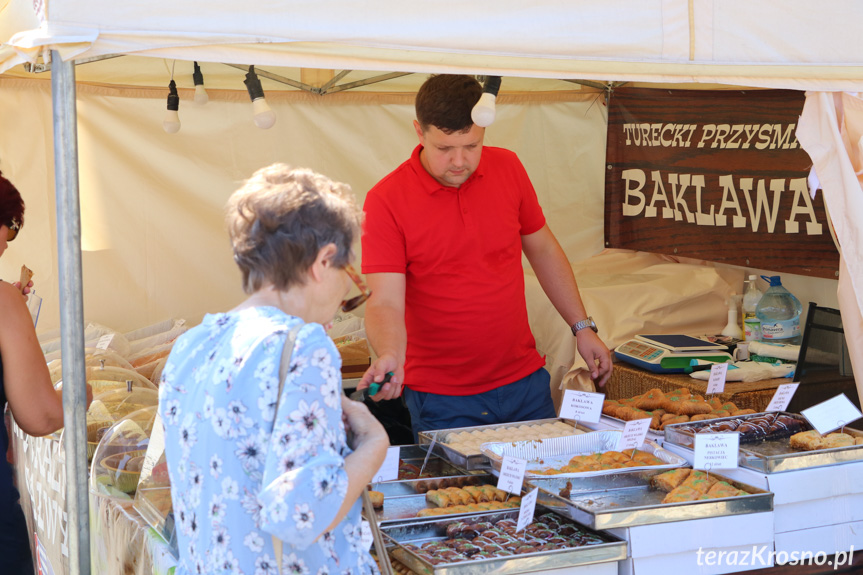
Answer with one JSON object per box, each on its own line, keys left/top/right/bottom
{"left": 615, "top": 334, "right": 733, "bottom": 373}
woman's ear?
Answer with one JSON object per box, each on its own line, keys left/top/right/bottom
{"left": 310, "top": 243, "right": 339, "bottom": 281}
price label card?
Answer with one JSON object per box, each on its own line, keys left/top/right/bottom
{"left": 496, "top": 455, "right": 527, "bottom": 496}
{"left": 95, "top": 333, "right": 114, "bottom": 350}
{"left": 559, "top": 390, "right": 604, "bottom": 423}
{"left": 802, "top": 394, "right": 863, "bottom": 435}
{"left": 765, "top": 383, "right": 800, "bottom": 412}
{"left": 138, "top": 413, "right": 165, "bottom": 484}
{"left": 372, "top": 446, "right": 401, "bottom": 483}
{"left": 617, "top": 418, "right": 652, "bottom": 452}
{"left": 705, "top": 363, "right": 729, "bottom": 395}
{"left": 516, "top": 488, "right": 539, "bottom": 534}
{"left": 694, "top": 433, "right": 739, "bottom": 470}
{"left": 361, "top": 520, "right": 374, "bottom": 551}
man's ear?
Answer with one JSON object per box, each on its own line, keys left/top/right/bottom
{"left": 413, "top": 120, "right": 425, "bottom": 144}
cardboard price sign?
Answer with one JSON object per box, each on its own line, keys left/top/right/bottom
{"left": 765, "top": 383, "right": 800, "bottom": 412}
{"left": 617, "top": 418, "right": 652, "bottom": 452}
{"left": 516, "top": 488, "right": 539, "bottom": 534}
{"left": 694, "top": 433, "right": 739, "bottom": 470}
{"left": 96, "top": 333, "right": 114, "bottom": 350}
{"left": 705, "top": 363, "right": 729, "bottom": 395}
{"left": 559, "top": 390, "right": 604, "bottom": 423}
{"left": 361, "top": 520, "right": 374, "bottom": 551}
{"left": 372, "top": 446, "right": 401, "bottom": 482}
{"left": 802, "top": 394, "right": 863, "bottom": 435}
{"left": 497, "top": 456, "right": 527, "bottom": 496}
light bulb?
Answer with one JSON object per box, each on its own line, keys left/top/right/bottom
{"left": 252, "top": 97, "right": 276, "bottom": 129}
{"left": 471, "top": 92, "right": 497, "bottom": 127}
{"left": 471, "top": 76, "right": 502, "bottom": 127}
{"left": 163, "top": 110, "right": 181, "bottom": 134}
{"left": 194, "top": 84, "right": 209, "bottom": 105}
{"left": 192, "top": 61, "right": 208, "bottom": 105}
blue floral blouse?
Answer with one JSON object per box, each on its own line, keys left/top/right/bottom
{"left": 159, "top": 306, "right": 378, "bottom": 575}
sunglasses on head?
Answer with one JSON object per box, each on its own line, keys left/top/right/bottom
{"left": 6, "top": 220, "right": 20, "bottom": 242}
{"left": 341, "top": 264, "right": 371, "bottom": 313}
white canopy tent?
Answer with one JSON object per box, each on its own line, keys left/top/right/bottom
{"left": 3, "top": 0, "right": 863, "bottom": 90}
{"left": 3, "top": 1, "right": 863, "bottom": 573}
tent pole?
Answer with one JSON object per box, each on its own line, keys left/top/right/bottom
{"left": 51, "top": 51, "right": 91, "bottom": 575}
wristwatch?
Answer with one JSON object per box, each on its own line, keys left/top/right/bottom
{"left": 571, "top": 317, "right": 598, "bottom": 336}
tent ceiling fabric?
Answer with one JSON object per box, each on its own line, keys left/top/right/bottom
{"left": 3, "top": 0, "right": 863, "bottom": 90}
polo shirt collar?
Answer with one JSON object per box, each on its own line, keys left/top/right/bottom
{"left": 409, "top": 144, "right": 485, "bottom": 195}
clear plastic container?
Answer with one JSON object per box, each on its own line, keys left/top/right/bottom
{"left": 743, "top": 275, "right": 764, "bottom": 342}
{"left": 755, "top": 275, "right": 803, "bottom": 345}
{"left": 55, "top": 381, "right": 159, "bottom": 461}
{"left": 133, "top": 413, "right": 178, "bottom": 556}
{"left": 90, "top": 405, "right": 158, "bottom": 501}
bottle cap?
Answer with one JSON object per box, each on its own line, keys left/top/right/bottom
{"left": 748, "top": 275, "right": 757, "bottom": 280}
{"left": 761, "top": 275, "right": 782, "bottom": 286}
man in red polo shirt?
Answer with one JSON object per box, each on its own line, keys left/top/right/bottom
{"left": 360, "top": 74, "right": 611, "bottom": 437}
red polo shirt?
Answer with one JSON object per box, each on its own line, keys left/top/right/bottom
{"left": 362, "top": 145, "right": 546, "bottom": 395}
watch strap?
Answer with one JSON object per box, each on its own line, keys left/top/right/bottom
{"left": 571, "top": 317, "right": 597, "bottom": 336}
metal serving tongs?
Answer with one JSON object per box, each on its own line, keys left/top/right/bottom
{"left": 361, "top": 490, "right": 394, "bottom": 575}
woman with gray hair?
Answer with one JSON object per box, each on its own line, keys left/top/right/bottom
{"left": 159, "top": 164, "right": 389, "bottom": 575}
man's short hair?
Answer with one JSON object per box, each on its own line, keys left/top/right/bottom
{"left": 226, "top": 164, "right": 361, "bottom": 294}
{"left": 415, "top": 75, "right": 482, "bottom": 134}
{"left": 0, "top": 171, "right": 25, "bottom": 232}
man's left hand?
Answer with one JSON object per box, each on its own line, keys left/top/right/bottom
{"left": 575, "top": 329, "right": 613, "bottom": 387}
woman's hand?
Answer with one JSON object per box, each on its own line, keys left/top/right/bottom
{"left": 341, "top": 395, "right": 388, "bottom": 448}
{"left": 11, "top": 279, "right": 33, "bottom": 297}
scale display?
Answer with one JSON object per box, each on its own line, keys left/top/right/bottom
{"left": 615, "top": 335, "right": 732, "bottom": 373}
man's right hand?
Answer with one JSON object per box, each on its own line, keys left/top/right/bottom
{"left": 357, "top": 354, "right": 404, "bottom": 401}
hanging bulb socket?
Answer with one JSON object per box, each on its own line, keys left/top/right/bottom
{"left": 192, "top": 61, "right": 209, "bottom": 105}
{"left": 244, "top": 65, "right": 276, "bottom": 129}
{"left": 244, "top": 65, "right": 265, "bottom": 101}
{"left": 163, "top": 79, "right": 181, "bottom": 134}
{"left": 471, "top": 76, "right": 502, "bottom": 128}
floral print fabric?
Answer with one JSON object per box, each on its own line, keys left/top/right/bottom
{"left": 159, "top": 306, "right": 378, "bottom": 575}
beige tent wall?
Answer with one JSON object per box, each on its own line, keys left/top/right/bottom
{"left": 0, "top": 77, "right": 612, "bottom": 333}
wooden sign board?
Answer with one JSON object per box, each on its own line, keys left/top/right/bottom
{"left": 605, "top": 88, "right": 838, "bottom": 278}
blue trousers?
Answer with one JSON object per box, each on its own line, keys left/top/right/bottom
{"left": 404, "top": 368, "right": 556, "bottom": 440}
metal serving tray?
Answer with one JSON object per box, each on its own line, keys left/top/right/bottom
{"left": 418, "top": 418, "right": 588, "bottom": 471}
{"left": 369, "top": 485, "right": 520, "bottom": 525}
{"left": 665, "top": 415, "right": 863, "bottom": 473}
{"left": 480, "top": 432, "right": 687, "bottom": 478}
{"left": 663, "top": 412, "right": 810, "bottom": 447}
{"left": 527, "top": 471, "right": 773, "bottom": 529}
{"left": 371, "top": 445, "right": 483, "bottom": 498}
{"left": 381, "top": 507, "right": 627, "bottom": 575}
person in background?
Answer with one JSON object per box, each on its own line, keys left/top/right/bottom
{"left": 360, "top": 75, "right": 612, "bottom": 437}
{"left": 159, "top": 164, "right": 389, "bottom": 575}
{"left": 0, "top": 171, "right": 87, "bottom": 574}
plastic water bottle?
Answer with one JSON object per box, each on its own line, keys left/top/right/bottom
{"left": 755, "top": 275, "right": 803, "bottom": 345}
{"left": 742, "top": 275, "right": 763, "bottom": 342}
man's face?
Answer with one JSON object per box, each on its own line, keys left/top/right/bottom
{"left": 414, "top": 121, "right": 484, "bottom": 188}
